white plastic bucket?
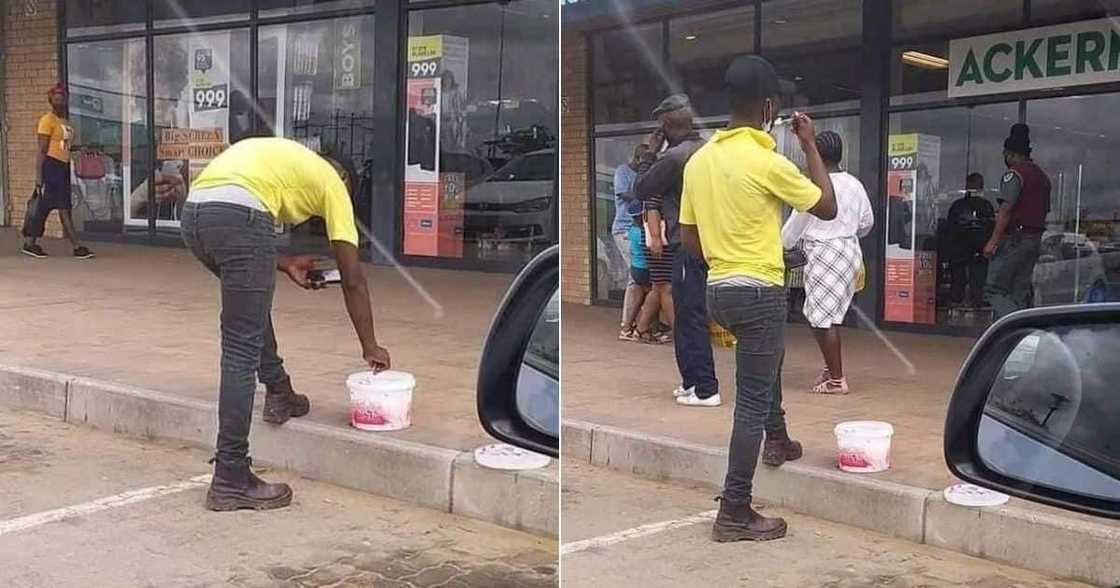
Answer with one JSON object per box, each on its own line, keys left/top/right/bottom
{"left": 346, "top": 370, "right": 415, "bottom": 431}
{"left": 834, "top": 421, "right": 894, "bottom": 473}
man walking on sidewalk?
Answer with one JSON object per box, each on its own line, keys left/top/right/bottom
{"left": 679, "top": 55, "right": 837, "bottom": 542}
{"left": 633, "top": 94, "right": 720, "bottom": 407}
{"left": 21, "top": 83, "right": 93, "bottom": 259}
{"left": 183, "top": 137, "right": 391, "bottom": 512}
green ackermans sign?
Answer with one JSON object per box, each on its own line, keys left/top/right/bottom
{"left": 949, "top": 18, "right": 1120, "bottom": 98}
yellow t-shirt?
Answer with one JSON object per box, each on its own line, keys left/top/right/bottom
{"left": 37, "top": 112, "right": 73, "bottom": 163}
{"left": 191, "top": 137, "right": 359, "bottom": 246}
{"left": 679, "top": 127, "right": 822, "bottom": 286}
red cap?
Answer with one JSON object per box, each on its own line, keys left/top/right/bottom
{"left": 47, "top": 83, "right": 66, "bottom": 97}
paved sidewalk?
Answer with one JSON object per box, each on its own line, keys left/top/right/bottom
{"left": 0, "top": 229, "right": 512, "bottom": 454}
{"left": 562, "top": 302, "right": 975, "bottom": 491}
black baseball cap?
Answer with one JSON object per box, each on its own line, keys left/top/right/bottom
{"left": 724, "top": 55, "right": 797, "bottom": 103}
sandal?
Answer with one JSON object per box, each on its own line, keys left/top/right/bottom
{"left": 810, "top": 377, "right": 849, "bottom": 395}
{"left": 813, "top": 368, "right": 830, "bottom": 388}
{"left": 618, "top": 326, "right": 639, "bottom": 342}
{"left": 636, "top": 330, "right": 668, "bottom": 345}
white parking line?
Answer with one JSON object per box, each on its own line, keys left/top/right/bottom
{"left": 0, "top": 475, "right": 212, "bottom": 537}
{"left": 560, "top": 510, "right": 718, "bottom": 556}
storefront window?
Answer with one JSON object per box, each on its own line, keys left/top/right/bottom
{"left": 763, "top": 0, "right": 861, "bottom": 111}
{"left": 259, "top": 15, "right": 376, "bottom": 251}
{"left": 148, "top": 30, "right": 251, "bottom": 235}
{"left": 259, "top": 0, "right": 375, "bottom": 18}
{"left": 890, "top": 42, "right": 952, "bottom": 105}
{"left": 1028, "top": 1, "right": 1120, "bottom": 25}
{"left": 404, "top": 0, "right": 558, "bottom": 267}
{"left": 892, "top": 0, "right": 1023, "bottom": 42}
{"left": 65, "top": 0, "right": 145, "bottom": 37}
{"left": 593, "top": 134, "right": 645, "bottom": 303}
{"left": 153, "top": 1, "right": 251, "bottom": 28}
{"left": 1026, "top": 94, "right": 1120, "bottom": 305}
{"left": 593, "top": 23, "right": 668, "bottom": 128}
{"left": 669, "top": 5, "right": 755, "bottom": 120}
{"left": 884, "top": 103, "right": 1019, "bottom": 328}
{"left": 66, "top": 39, "right": 149, "bottom": 236}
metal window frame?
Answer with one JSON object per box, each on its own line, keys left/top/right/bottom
{"left": 56, "top": 0, "right": 551, "bottom": 274}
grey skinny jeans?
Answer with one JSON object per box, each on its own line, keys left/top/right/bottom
{"left": 181, "top": 201, "right": 288, "bottom": 466}
{"left": 706, "top": 284, "right": 790, "bottom": 504}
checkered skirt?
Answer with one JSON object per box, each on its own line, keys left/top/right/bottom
{"left": 803, "top": 237, "right": 862, "bottom": 328}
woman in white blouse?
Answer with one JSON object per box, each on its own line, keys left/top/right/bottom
{"left": 782, "top": 131, "right": 873, "bottom": 395}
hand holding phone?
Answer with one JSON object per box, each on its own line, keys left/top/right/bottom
{"left": 308, "top": 268, "right": 342, "bottom": 287}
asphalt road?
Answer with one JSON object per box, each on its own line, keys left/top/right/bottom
{"left": 0, "top": 409, "right": 557, "bottom": 588}
{"left": 561, "top": 460, "right": 1092, "bottom": 588}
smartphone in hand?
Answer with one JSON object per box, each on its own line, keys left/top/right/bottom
{"left": 308, "top": 268, "right": 341, "bottom": 287}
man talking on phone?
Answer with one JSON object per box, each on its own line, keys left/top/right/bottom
{"left": 632, "top": 94, "right": 721, "bottom": 407}
{"left": 182, "top": 137, "right": 391, "bottom": 512}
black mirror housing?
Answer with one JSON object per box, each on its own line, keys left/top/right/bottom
{"left": 477, "top": 245, "right": 559, "bottom": 458}
{"left": 945, "top": 302, "right": 1120, "bottom": 520}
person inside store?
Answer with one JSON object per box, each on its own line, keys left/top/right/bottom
{"left": 781, "top": 131, "right": 873, "bottom": 396}
{"left": 984, "top": 123, "right": 1051, "bottom": 321}
{"left": 632, "top": 94, "right": 720, "bottom": 406}
{"left": 21, "top": 83, "right": 94, "bottom": 260}
{"left": 679, "top": 55, "right": 837, "bottom": 542}
{"left": 613, "top": 144, "right": 647, "bottom": 341}
{"left": 182, "top": 136, "right": 391, "bottom": 512}
{"left": 947, "top": 172, "right": 995, "bottom": 309}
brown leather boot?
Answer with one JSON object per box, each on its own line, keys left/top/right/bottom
{"left": 205, "top": 459, "right": 293, "bottom": 512}
{"left": 762, "top": 429, "right": 803, "bottom": 467}
{"left": 263, "top": 377, "right": 310, "bottom": 425}
{"left": 711, "top": 496, "right": 787, "bottom": 542}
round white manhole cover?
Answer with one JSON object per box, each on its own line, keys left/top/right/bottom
{"left": 474, "top": 443, "right": 551, "bottom": 471}
{"left": 944, "top": 483, "right": 1010, "bottom": 508}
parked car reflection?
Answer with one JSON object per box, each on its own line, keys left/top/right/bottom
{"left": 1032, "top": 232, "right": 1117, "bottom": 306}
{"left": 463, "top": 148, "right": 555, "bottom": 248}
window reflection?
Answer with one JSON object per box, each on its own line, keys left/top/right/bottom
{"left": 146, "top": 30, "right": 252, "bottom": 234}
{"left": 404, "top": 0, "right": 558, "bottom": 267}
{"left": 67, "top": 39, "right": 149, "bottom": 236}
{"left": 260, "top": 16, "right": 376, "bottom": 251}
{"left": 981, "top": 325, "right": 1120, "bottom": 500}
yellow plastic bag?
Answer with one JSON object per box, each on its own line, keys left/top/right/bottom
{"left": 855, "top": 264, "right": 866, "bottom": 292}
{"left": 709, "top": 321, "right": 736, "bottom": 348}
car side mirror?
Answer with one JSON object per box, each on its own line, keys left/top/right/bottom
{"left": 477, "top": 245, "right": 559, "bottom": 457}
{"left": 944, "top": 303, "right": 1120, "bottom": 519}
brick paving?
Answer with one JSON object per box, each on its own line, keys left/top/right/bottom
{"left": 0, "top": 229, "right": 514, "bottom": 453}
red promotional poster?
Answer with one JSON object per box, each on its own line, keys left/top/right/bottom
{"left": 403, "top": 73, "right": 440, "bottom": 257}
{"left": 438, "top": 172, "right": 465, "bottom": 258}
{"left": 884, "top": 133, "right": 939, "bottom": 324}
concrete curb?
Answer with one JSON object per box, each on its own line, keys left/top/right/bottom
{"left": 0, "top": 365, "right": 557, "bottom": 538}
{"left": 0, "top": 365, "right": 69, "bottom": 419}
{"left": 563, "top": 419, "right": 1120, "bottom": 586}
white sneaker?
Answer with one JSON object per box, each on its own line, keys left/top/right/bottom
{"left": 671, "top": 385, "right": 691, "bottom": 398}
{"left": 676, "top": 391, "right": 722, "bottom": 407}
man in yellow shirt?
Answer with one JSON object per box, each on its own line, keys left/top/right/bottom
{"left": 182, "top": 137, "right": 391, "bottom": 512}
{"left": 679, "top": 55, "right": 837, "bottom": 542}
{"left": 21, "top": 83, "right": 93, "bottom": 259}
